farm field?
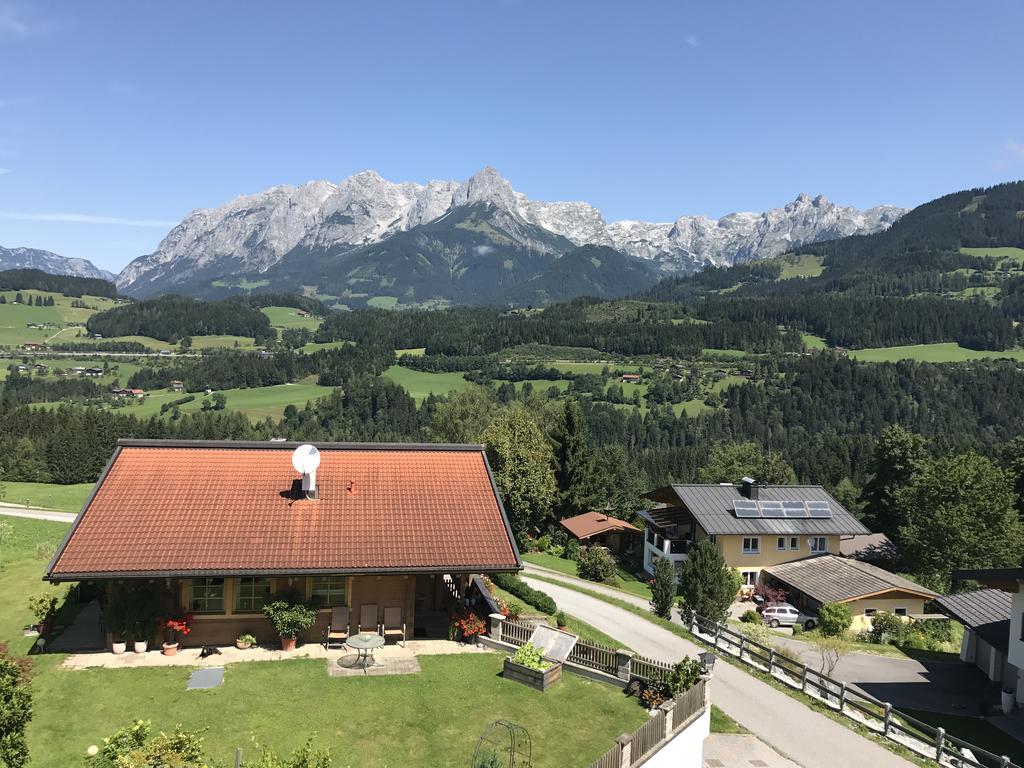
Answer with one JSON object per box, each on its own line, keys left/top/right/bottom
{"left": 847, "top": 343, "right": 1024, "bottom": 363}
{"left": 367, "top": 296, "right": 399, "bottom": 309}
{"left": 261, "top": 306, "right": 322, "bottom": 331}
{"left": 778, "top": 253, "right": 826, "bottom": 279}
{"left": 113, "top": 382, "right": 337, "bottom": 420}
{"left": 960, "top": 246, "right": 1024, "bottom": 262}
{"left": 382, "top": 364, "right": 473, "bottom": 402}
{"left": 548, "top": 361, "right": 641, "bottom": 375}
{"left": 801, "top": 333, "right": 827, "bottom": 350}
{"left": 188, "top": 334, "right": 258, "bottom": 350}
{"left": 299, "top": 340, "right": 351, "bottom": 353}
{"left": 0, "top": 481, "right": 93, "bottom": 511}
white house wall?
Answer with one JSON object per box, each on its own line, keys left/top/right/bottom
{"left": 643, "top": 707, "right": 710, "bottom": 768}
{"left": 1009, "top": 588, "right": 1024, "bottom": 670}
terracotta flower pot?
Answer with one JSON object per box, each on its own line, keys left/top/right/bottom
{"left": 236, "top": 640, "right": 252, "bottom": 650}
{"left": 37, "top": 621, "right": 52, "bottom": 636}
{"left": 281, "top": 636, "right": 297, "bottom": 652}
{"left": 162, "top": 642, "right": 179, "bottom": 656}
{"left": 112, "top": 641, "right": 127, "bottom": 655}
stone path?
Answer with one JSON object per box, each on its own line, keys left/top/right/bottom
{"left": 521, "top": 573, "right": 916, "bottom": 768}
{"left": 47, "top": 600, "right": 105, "bottom": 652}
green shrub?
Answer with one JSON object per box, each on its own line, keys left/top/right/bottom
{"left": 913, "top": 617, "right": 953, "bottom": 644}
{"left": 649, "top": 557, "right": 676, "bottom": 619}
{"left": 739, "top": 609, "right": 761, "bottom": 624}
{"left": 262, "top": 600, "right": 318, "bottom": 640}
{"left": 0, "top": 647, "right": 31, "bottom": 768}
{"left": 91, "top": 720, "right": 206, "bottom": 768}
{"left": 27, "top": 593, "right": 58, "bottom": 624}
{"left": 535, "top": 535, "right": 551, "bottom": 552}
{"left": 491, "top": 574, "right": 557, "bottom": 615}
{"left": 791, "top": 623, "right": 803, "bottom": 636}
{"left": 563, "top": 539, "right": 581, "bottom": 561}
{"left": 547, "top": 544, "right": 565, "bottom": 558}
{"left": 243, "top": 740, "right": 331, "bottom": 768}
{"left": 553, "top": 611, "right": 568, "bottom": 628}
{"left": 576, "top": 545, "right": 617, "bottom": 583}
{"left": 867, "top": 611, "right": 906, "bottom": 645}
{"left": 510, "top": 642, "right": 551, "bottom": 671}
{"left": 818, "top": 602, "right": 852, "bottom": 637}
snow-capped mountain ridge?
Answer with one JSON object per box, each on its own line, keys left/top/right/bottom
{"left": 116, "top": 167, "right": 905, "bottom": 293}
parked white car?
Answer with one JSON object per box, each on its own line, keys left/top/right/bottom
{"left": 761, "top": 604, "right": 800, "bottom": 628}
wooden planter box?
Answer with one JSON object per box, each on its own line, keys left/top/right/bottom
{"left": 503, "top": 657, "right": 562, "bottom": 691}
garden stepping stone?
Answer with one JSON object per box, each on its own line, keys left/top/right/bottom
{"left": 187, "top": 667, "right": 224, "bottom": 690}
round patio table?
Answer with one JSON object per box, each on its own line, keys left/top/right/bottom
{"left": 346, "top": 633, "right": 385, "bottom": 669}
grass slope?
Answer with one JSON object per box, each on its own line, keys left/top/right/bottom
{"left": 847, "top": 343, "right": 1024, "bottom": 363}
{"left": 381, "top": 365, "right": 472, "bottom": 403}
{"left": 521, "top": 553, "right": 653, "bottom": 600}
{"left": 0, "top": 482, "right": 92, "bottom": 512}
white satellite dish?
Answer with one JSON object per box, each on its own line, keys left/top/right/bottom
{"left": 291, "top": 444, "right": 320, "bottom": 497}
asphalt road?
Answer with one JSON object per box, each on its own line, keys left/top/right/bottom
{"left": 522, "top": 574, "right": 916, "bottom": 768}
{"left": 0, "top": 503, "right": 76, "bottom": 523}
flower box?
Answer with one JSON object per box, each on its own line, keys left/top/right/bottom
{"left": 503, "top": 657, "right": 562, "bottom": 692}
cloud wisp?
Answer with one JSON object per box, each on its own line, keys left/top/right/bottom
{"left": 0, "top": 211, "right": 177, "bottom": 227}
{"left": 0, "top": 4, "right": 29, "bottom": 38}
{"left": 0, "top": 167, "right": 10, "bottom": 175}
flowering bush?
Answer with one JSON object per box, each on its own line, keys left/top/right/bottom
{"left": 161, "top": 612, "right": 193, "bottom": 644}
{"left": 448, "top": 611, "right": 486, "bottom": 641}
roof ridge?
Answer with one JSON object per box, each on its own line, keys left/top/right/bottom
{"left": 116, "top": 439, "right": 485, "bottom": 451}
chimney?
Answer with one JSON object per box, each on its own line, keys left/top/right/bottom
{"left": 740, "top": 476, "right": 758, "bottom": 500}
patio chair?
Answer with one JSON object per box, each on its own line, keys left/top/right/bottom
{"left": 324, "top": 606, "right": 350, "bottom": 650}
{"left": 382, "top": 606, "right": 406, "bottom": 647}
{"left": 358, "top": 603, "right": 380, "bottom": 635}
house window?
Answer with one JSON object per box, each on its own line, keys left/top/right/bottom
{"left": 708, "top": 535, "right": 717, "bottom": 545}
{"left": 189, "top": 578, "right": 225, "bottom": 613}
{"left": 311, "top": 575, "right": 347, "bottom": 608}
{"left": 789, "top": 537, "right": 799, "bottom": 551}
{"left": 742, "top": 537, "right": 760, "bottom": 555}
{"left": 234, "top": 577, "right": 271, "bottom": 613}
{"left": 894, "top": 608, "right": 907, "bottom": 617}
{"left": 809, "top": 537, "right": 827, "bottom": 554}
{"left": 776, "top": 537, "right": 787, "bottom": 551}
{"left": 741, "top": 570, "right": 758, "bottom": 587}
{"left": 864, "top": 608, "right": 877, "bottom": 617}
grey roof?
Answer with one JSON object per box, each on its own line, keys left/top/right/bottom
{"left": 839, "top": 533, "right": 895, "bottom": 562}
{"left": 763, "top": 554, "right": 938, "bottom": 605}
{"left": 933, "top": 589, "right": 1012, "bottom": 655}
{"left": 648, "top": 484, "right": 870, "bottom": 536}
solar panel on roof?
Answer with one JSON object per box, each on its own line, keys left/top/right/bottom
{"left": 807, "top": 501, "right": 832, "bottom": 519}
{"left": 782, "top": 500, "right": 808, "bottom": 518}
{"left": 733, "top": 500, "right": 759, "bottom": 518}
{"left": 759, "top": 501, "right": 785, "bottom": 518}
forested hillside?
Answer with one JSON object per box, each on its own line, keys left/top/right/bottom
{"left": 86, "top": 295, "right": 276, "bottom": 343}
{"left": 0, "top": 268, "right": 118, "bottom": 298}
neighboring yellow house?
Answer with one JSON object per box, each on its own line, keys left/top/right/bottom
{"left": 640, "top": 479, "right": 870, "bottom": 590}
{"left": 763, "top": 554, "right": 938, "bottom": 630}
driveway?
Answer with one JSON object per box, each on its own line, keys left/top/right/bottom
{"left": 520, "top": 574, "right": 916, "bottom": 768}
{"left": 524, "top": 563, "right": 999, "bottom": 716}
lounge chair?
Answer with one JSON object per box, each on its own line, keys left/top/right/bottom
{"left": 324, "top": 606, "right": 350, "bottom": 650}
{"left": 358, "top": 603, "right": 379, "bottom": 635}
{"left": 382, "top": 606, "right": 406, "bottom": 647}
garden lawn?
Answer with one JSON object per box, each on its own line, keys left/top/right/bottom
{"left": 27, "top": 654, "right": 647, "bottom": 768}
{"left": 521, "top": 553, "right": 652, "bottom": 600}
{"left": 0, "top": 482, "right": 92, "bottom": 512}
{"left": 0, "top": 517, "right": 71, "bottom": 655}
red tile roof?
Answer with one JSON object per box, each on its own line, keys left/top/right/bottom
{"left": 48, "top": 440, "right": 520, "bottom": 579}
{"left": 560, "top": 511, "right": 640, "bottom": 540}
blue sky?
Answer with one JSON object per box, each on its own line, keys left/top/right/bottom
{"left": 1, "top": 1, "right": 1022, "bottom": 273}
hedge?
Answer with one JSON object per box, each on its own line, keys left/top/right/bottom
{"left": 491, "top": 574, "right": 557, "bottom": 615}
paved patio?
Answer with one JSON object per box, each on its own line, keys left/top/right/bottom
{"left": 703, "top": 734, "right": 800, "bottom": 767}
{"left": 61, "top": 638, "right": 490, "bottom": 671}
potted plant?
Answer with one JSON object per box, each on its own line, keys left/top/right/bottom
{"left": 235, "top": 633, "right": 256, "bottom": 650}
{"left": 28, "top": 593, "right": 59, "bottom": 636}
{"left": 554, "top": 611, "right": 568, "bottom": 630}
{"left": 448, "top": 610, "right": 486, "bottom": 644}
{"left": 262, "top": 600, "right": 317, "bottom": 651}
{"left": 161, "top": 612, "right": 193, "bottom": 656}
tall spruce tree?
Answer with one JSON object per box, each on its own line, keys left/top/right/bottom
{"left": 552, "top": 399, "right": 600, "bottom": 519}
